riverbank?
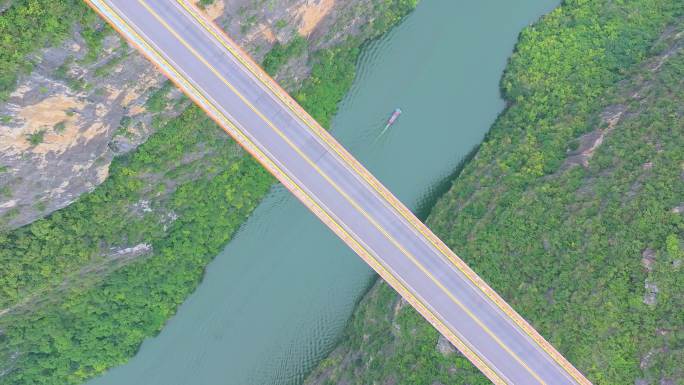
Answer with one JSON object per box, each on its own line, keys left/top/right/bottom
{"left": 0, "top": 1, "right": 418, "bottom": 384}
{"left": 85, "top": 2, "right": 567, "bottom": 384}
{"left": 304, "top": 1, "right": 684, "bottom": 384}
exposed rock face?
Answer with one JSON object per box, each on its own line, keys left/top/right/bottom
{"left": 642, "top": 248, "right": 657, "bottom": 272}
{"left": 562, "top": 104, "right": 627, "bottom": 169}
{"left": 0, "top": 30, "right": 166, "bottom": 229}
{"left": 0, "top": 0, "right": 12, "bottom": 13}
{"left": 220, "top": 0, "right": 371, "bottom": 54}
{"left": 0, "top": 0, "right": 379, "bottom": 229}
{"left": 217, "top": 0, "right": 376, "bottom": 89}
{"left": 672, "top": 203, "right": 684, "bottom": 214}
{"left": 435, "top": 334, "right": 457, "bottom": 356}
{"left": 644, "top": 279, "right": 659, "bottom": 306}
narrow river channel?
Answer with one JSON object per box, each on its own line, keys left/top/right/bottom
{"left": 88, "top": 1, "right": 558, "bottom": 384}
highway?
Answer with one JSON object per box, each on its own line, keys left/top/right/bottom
{"left": 84, "top": 1, "right": 593, "bottom": 384}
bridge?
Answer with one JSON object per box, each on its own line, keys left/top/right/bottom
{"left": 84, "top": 1, "right": 593, "bottom": 384}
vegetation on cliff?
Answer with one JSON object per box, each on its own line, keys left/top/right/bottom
{"left": 0, "top": 105, "right": 273, "bottom": 384}
{"left": 305, "top": 1, "right": 684, "bottom": 385}
{"left": 0, "top": 0, "right": 99, "bottom": 99}
{"left": 0, "top": 0, "right": 418, "bottom": 384}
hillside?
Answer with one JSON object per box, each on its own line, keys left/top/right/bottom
{"left": 0, "top": 0, "right": 414, "bottom": 229}
{"left": 0, "top": 0, "right": 419, "bottom": 384}
{"left": 304, "top": 1, "right": 684, "bottom": 385}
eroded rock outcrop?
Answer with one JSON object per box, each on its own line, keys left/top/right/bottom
{"left": 0, "top": 0, "right": 383, "bottom": 229}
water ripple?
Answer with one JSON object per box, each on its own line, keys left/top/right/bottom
{"left": 86, "top": 1, "right": 560, "bottom": 384}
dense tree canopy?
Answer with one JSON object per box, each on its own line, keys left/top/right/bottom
{"left": 0, "top": 0, "right": 419, "bottom": 383}
{"left": 0, "top": 0, "right": 98, "bottom": 99}
{"left": 305, "top": 1, "right": 684, "bottom": 384}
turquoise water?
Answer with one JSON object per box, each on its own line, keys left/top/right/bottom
{"left": 88, "top": 1, "right": 559, "bottom": 384}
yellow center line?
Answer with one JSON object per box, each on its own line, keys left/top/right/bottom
{"left": 177, "top": 0, "right": 544, "bottom": 340}
{"left": 83, "top": 1, "right": 509, "bottom": 384}
{"left": 175, "top": 3, "right": 592, "bottom": 385}
{"left": 136, "top": 1, "right": 547, "bottom": 384}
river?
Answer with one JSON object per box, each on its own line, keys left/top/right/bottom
{"left": 88, "top": 1, "right": 558, "bottom": 384}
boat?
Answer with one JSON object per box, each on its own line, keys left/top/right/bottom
{"left": 380, "top": 108, "right": 402, "bottom": 135}
{"left": 385, "top": 108, "right": 402, "bottom": 129}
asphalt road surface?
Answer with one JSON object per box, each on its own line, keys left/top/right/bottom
{"left": 85, "top": 1, "right": 592, "bottom": 384}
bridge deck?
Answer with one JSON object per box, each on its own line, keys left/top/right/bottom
{"left": 84, "top": 1, "right": 592, "bottom": 384}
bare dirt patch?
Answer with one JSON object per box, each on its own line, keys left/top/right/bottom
{"left": 298, "top": 0, "right": 337, "bottom": 37}
{"left": 120, "top": 71, "right": 160, "bottom": 107}
{"left": 193, "top": 0, "right": 225, "bottom": 20}
{"left": 1, "top": 95, "right": 84, "bottom": 156}
{"left": 261, "top": 26, "right": 277, "bottom": 44}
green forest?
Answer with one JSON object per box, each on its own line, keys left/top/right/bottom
{"left": 4, "top": 0, "right": 682, "bottom": 384}
{"left": 0, "top": 0, "right": 97, "bottom": 99}
{"left": 305, "top": 1, "right": 684, "bottom": 385}
{"left": 0, "top": 0, "right": 418, "bottom": 384}
{"left": 0, "top": 104, "right": 274, "bottom": 384}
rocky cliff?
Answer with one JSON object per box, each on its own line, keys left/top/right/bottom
{"left": 0, "top": 0, "right": 387, "bottom": 229}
